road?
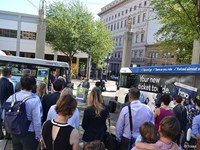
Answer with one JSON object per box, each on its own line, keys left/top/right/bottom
{"left": 0, "top": 79, "right": 119, "bottom": 149}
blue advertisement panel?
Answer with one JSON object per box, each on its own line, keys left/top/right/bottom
{"left": 129, "top": 64, "right": 200, "bottom": 74}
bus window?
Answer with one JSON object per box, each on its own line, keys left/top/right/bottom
{"left": 120, "top": 74, "right": 139, "bottom": 88}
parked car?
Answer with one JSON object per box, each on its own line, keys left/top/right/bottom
{"left": 110, "top": 75, "right": 118, "bottom": 81}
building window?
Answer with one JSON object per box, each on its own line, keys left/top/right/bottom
{"left": 115, "top": 14, "right": 117, "bottom": 18}
{"left": 134, "top": 51, "right": 137, "bottom": 58}
{"left": 139, "top": 51, "right": 143, "bottom": 57}
{"left": 0, "top": 28, "right": 17, "bottom": 38}
{"left": 109, "top": 17, "right": 111, "bottom": 21}
{"left": 143, "top": 13, "right": 146, "bottom": 22}
{"left": 111, "top": 25, "right": 113, "bottom": 31}
{"left": 130, "top": 7, "right": 132, "bottom": 12}
{"left": 118, "top": 13, "right": 120, "bottom": 17}
{"left": 114, "top": 24, "right": 116, "bottom": 30}
{"left": 122, "top": 11, "right": 124, "bottom": 15}
{"left": 144, "top": 1, "right": 147, "bottom": 6}
{"left": 21, "top": 31, "right": 36, "bottom": 40}
{"left": 106, "top": 18, "right": 108, "bottom": 22}
{"left": 119, "top": 37, "right": 122, "bottom": 45}
{"left": 126, "top": 9, "right": 128, "bottom": 14}
{"left": 139, "top": 3, "right": 142, "bottom": 8}
{"left": 134, "top": 5, "right": 137, "bottom": 10}
{"left": 112, "top": 16, "right": 114, "bottom": 20}
{"left": 136, "top": 34, "right": 139, "bottom": 43}
{"left": 141, "top": 33, "right": 144, "bottom": 42}
{"left": 124, "top": 19, "right": 127, "bottom": 27}
{"left": 137, "top": 15, "right": 141, "bottom": 23}
{"left": 116, "top": 37, "right": 118, "bottom": 46}
{"left": 132, "top": 17, "right": 135, "bottom": 25}
{"left": 121, "top": 21, "right": 123, "bottom": 28}
{"left": 117, "top": 22, "right": 119, "bottom": 29}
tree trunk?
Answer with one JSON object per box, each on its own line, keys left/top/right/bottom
{"left": 68, "top": 56, "right": 73, "bottom": 80}
{"left": 191, "top": 39, "right": 200, "bottom": 64}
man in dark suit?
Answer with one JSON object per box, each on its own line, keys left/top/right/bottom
{"left": 0, "top": 68, "right": 15, "bottom": 139}
{"left": 42, "top": 79, "right": 64, "bottom": 123}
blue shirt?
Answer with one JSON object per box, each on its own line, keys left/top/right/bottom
{"left": 47, "top": 105, "right": 80, "bottom": 129}
{"left": 6, "top": 90, "right": 42, "bottom": 141}
{"left": 192, "top": 114, "right": 200, "bottom": 138}
{"left": 116, "top": 100, "right": 154, "bottom": 141}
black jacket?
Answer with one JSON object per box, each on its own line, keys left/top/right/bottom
{"left": 0, "top": 77, "right": 14, "bottom": 106}
{"left": 42, "top": 92, "right": 60, "bottom": 123}
{"left": 82, "top": 105, "right": 109, "bottom": 142}
{"left": 173, "top": 104, "right": 188, "bottom": 131}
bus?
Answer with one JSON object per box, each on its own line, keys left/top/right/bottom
{"left": 117, "top": 64, "right": 200, "bottom": 110}
{"left": 0, "top": 55, "right": 70, "bottom": 88}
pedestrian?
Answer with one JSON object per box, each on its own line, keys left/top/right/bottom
{"left": 47, "top": 88, "right": 80, "bottom": 129}
{"left": 173, "top": 95, "right": 188, "bottom": 147}
{"left": 42, "top": 78, "right": 64, "bottom": 123}
{"left": 132, "top": 116, "right": 181, "bottom": 150}
{"left": 135, "top": 122, "right": 158, "bottom": 144}
{"left": 0, "top": 67, "right": 15, "bottom": 139}
{"left": 154, "top": 94, "right": 173, "bottom": 131}
{"left": 83, "top": 140, "right": 105, "bottom": 150}
{"left": 50, "top": 71, "right": 58, "bottom": 92}
{"left": 15, "top": 69, "right": 31, "bottom": 92}
{"left": 191, "top": 97, "right": 200, "bottom": 143}
{"left": 116, "top": 87, "right": 154, "bottom": 150}
{"left": 36, "top": 81, "right": 48, "bottom": 101}
{"left": 80, "top": 78, "right": 90, "bottom": 102}
{"left": 41, "top": 95, "right": 79, "bottom": 150}
{"left": 82, "top": 87, "right": 109, "bottom": 143}
{"left": 5, "top": 75, "right": 42, "bottom": 150}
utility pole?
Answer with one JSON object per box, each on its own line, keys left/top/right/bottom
{"left": 35, "top": 0, "right": 46, "bottom": 59}
{"left": 121, "top": 16, "right": 133, "bottom": 67}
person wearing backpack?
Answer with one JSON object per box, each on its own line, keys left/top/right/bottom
{"left": 4, "top": 75, "right": 42, "bottom": 150}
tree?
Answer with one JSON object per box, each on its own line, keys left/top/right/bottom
{"left": 151, "top": 0, "right": 200, "bottom": 63}
{"left": 46, "top": 1, "right": 95, "bottom": 68}
{"left": 46, "top": 1, "right": 114, "bottom": 77}
{"left": 91, "top": 20, "right": 114, "bottom": 68}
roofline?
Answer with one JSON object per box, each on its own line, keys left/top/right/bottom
{"left": 0, "top": 10, "right": 38, "bottom": 18}
{"left": 98, "top": 0, "right": 125, "bottom": 16}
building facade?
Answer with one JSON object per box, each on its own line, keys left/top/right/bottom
{"left": 98, "top": 0, "right": 162, "bottom": 75}
{"left": 0, "top": 10, "right": 88, "bottom": 76}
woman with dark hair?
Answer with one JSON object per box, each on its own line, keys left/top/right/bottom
{"left": 41, "top": 95, "right": 79, "bottom": 150}
{"left": 82, "top": 87, "right": 109, "bottom": 143}
{"left": 154, "top": 94, "right": 173, "bottom": 130}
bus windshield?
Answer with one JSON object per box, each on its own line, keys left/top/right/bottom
{"left": 119, "top": 73, "right": 139, "bottom": 88}
{"left": 0, "top": 55, "right": 69, "bottom": 88}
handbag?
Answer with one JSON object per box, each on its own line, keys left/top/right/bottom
{"left": 104, "top": 116, "right": 118, "bottom": 150}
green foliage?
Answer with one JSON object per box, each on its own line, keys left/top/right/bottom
{"left": 46, "top": 1, "right": 114, "bottom": 69}
{"left": 91, "top": 20, "right": 114, "bottom": 68}
{"left": 151, "top": 0, "right": 200, "bottom": 63}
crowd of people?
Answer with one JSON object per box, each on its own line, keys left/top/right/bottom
{"left": 1, "top": 67, "right": 200, "bottom": 150}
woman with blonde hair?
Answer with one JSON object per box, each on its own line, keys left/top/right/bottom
{"left": 36, "top": 81, "right": 48, "bottom": 101}
{"left": 82, "top": 87, "right": 109, "bottom": 142}
{"left": 47, "top": 88, "right": 80, "bottom": 129}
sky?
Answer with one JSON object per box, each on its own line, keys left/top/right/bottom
{"left": 0, "top": 0, "right": 113, "bottom": 19}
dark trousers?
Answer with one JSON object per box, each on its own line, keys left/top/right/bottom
{"left": 12, "top": 132, "right": 38, "bottom": 150}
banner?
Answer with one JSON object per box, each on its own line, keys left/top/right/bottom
{"left": 76, "top": 87, "right": 86, "bottom": 103}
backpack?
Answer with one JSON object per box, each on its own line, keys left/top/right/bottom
{"left": 3, "top": 94, "right": 34, "bottom": 137}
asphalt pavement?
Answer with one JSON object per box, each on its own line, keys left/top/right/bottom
{"left": 0, "top": 79, "right": 119, "bottom": 150}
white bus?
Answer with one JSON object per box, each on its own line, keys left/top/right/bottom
{"left": 0, "top": 55, "right": 70, "bottom": 87}
{"left": 117, "top": 64, "right": 199, "bottom": 110}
